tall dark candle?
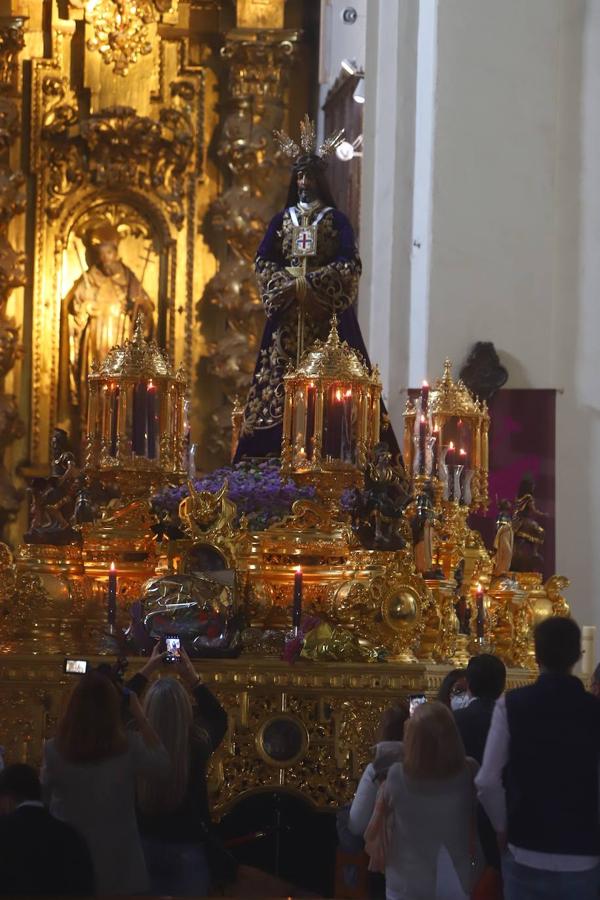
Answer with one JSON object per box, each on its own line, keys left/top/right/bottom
{"left": 446, "top": 442, "right": 456, "bottom": 500}
{"left": 109, "top": 385, "right": 119, "bottom": 457}
{"left": 340, "top": 389, "right": 352, "bottom": 462}
{"left": 432, "top": 429, "right": 440, "bottom": 477}
{"left": 420, "top": 380, "right": 429, "bottom": 415}
{"left": 132, "top": 382, "right": 146, "bottom": 455}
{"left": 306, "top": 384, "right": 315, "bottom": 459}
{"left": 418, "top": 415, "right": 427, "bottom": 475}
{"left": 476, "top": 585, "right": 485, "bottom": 640}
{"left": 292, "top": 565, "right": 303, "bottom": 630}
{"left": 108, "top": 561, "right": 117, "bottom": 626}
{"left": 326, "top": 388, "right": 343, "bottom": 459}
{"left": 458, "top": 448, "right": 467, "bottom": 503}
{"left": 146, "top": 381, "right": 157, "bottom": 459}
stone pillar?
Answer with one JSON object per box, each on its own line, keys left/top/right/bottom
{"left": 358, "top": 0, "right": 420, "bottom": 432}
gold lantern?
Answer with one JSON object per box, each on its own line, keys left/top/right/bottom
{"left": 85, "top": 316, "right": 187, "bottom": 495}
{"left": 404, "top": 359, "right": 490, "bottom": 511}
{"left": 281, "top": 319, "right": 382, "bottom": 503}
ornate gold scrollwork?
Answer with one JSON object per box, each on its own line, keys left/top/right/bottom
{"left": 0, "top": 17, "right": 25, "bottom": 536}
{"left": 85, "top": 1, "right": 179, "bottom": 77}
{"left": 42, "top": 90, "right": 195, "bottom": 227}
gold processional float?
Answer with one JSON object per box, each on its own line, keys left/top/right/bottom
{"left": 0, "top": 318, "right": 569, "bottom": 814}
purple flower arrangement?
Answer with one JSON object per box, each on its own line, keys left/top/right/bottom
{"left": 152, "top": 459, "right": 317, "bottom": 531}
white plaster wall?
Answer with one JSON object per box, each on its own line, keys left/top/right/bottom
{"left": 555, "top": 0, "right": 600, "bottom": 637}
{"left": 426, "top": 0, "right": 562, "bottom": 386}
{"left": 358, "top": 0, "right": 419, "bottom": 427}
{"left": 356, "top": 0, "right": 599, "bottom": 633}
{"left": 319, "top": 0, "right": 367, "bottom": 92}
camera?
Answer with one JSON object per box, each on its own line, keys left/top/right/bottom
{"left": 409, "top": 694, "right": 427, "bottom": 716}
{"left": 164, "top": 635, "right": 181, "bottom": 664}
{"left": 64, "top": 658, "right": 88, "bottom": 675}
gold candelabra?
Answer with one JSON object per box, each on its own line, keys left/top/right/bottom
{"left": 281, "top": 318, "right": 381, "bottom": 505}
{"left": 85, "top": 315, "right": 187, "bottom": 496}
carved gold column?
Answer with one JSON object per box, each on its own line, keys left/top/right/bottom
{"left": 0, "top": 16, "right": 26, "bottom": 539}
{"left": 198, "top": 2, "right": 299, "bottom": 463}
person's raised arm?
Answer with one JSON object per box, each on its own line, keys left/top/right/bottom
{"left": 180, "top": 646, "right": 228, "bottom": 751}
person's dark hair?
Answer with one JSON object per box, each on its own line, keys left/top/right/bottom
{"left": 535, "top": 616, "right": 581, "bottom": 673}
{"left": 437, "top": 669, "right": 467, "bottom": 707}
{"left": 466, "top": 654, "right": 506, "bottom": 700}
{"left": 375, "top": 701, "right": 410, "bottom": 743}
{"left": 285, "top": 159, "right": 338, "bottom": 209}
{"left": 0, "top": 764, "right": 41, "bottom": 802}
{"left": 55, "top": 670, "right": 128, "bottom": 764}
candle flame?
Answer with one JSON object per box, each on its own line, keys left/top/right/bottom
{"left": 110, "top": 561, "right": 116, "bottom": 572}
{"left": 335, "top": 389, "right": 342, "bottom": 401}
{"left": 147, "top": 380, "right": 156, "bottom": 391}
{"left": 345, "top": 388, "right": 352, "bottom": 397}
{"left": 476, "top": 582, "right": 483, "bottom": 593}
{"left": 420, "top": 414, "right": 426, "bottom": 423}
{"left": 449, "top": 441, "right": 455, "bottom": 450}
{"left": 295, "top": 565, "right": 302, "bottom": 574}
{"left": 422, "top": 380, "right": 429, "bottom": 388}
{"left": 459, "top": 448, "right": 467, "bottom": 456}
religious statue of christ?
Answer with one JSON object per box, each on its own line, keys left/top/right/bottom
{"left": 234, "top": 116, "right": 400, "bottom": 463}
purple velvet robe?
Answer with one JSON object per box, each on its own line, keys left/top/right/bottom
{"left": 234, "top": 205, "right": 400, "bottom": 462}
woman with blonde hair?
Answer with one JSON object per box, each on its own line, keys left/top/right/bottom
{"left": 136, "top": 645, "right": 228, "bottom": 897}
{"left": 377, "top": 701, "right": 481, "bottom": 900}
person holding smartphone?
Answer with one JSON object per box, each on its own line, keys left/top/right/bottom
{"left": 136, "top": 643, "right": 231, "bottom": 897}
{"left": 41, "top": 670, "right": 169, "bottom": 896}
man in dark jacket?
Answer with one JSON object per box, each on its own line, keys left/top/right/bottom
{"left": 0, "top": 763, "right": 94, "bottom": 896}
{"left": 454, "top": 653, "right": 507, "bottom": 762}
{"left": 477, "top": 617, "right": 600, "bottom": 900}
{"left": 454, "top": 653, "right": 506, "bottom": 875}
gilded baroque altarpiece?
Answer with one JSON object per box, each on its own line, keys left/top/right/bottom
{"left": 0, "top": 0, "right": 309, "bottom": 540}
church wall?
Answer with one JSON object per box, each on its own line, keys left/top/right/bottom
{"left": 359, "top": 1, "right": 600, "bottom": 638}
{"left": 555, "top": 0, "right": 600, "bottom": 643}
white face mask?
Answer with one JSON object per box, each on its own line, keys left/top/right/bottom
{"left": 450, "top": 693, "right": 472, "bottom": 711}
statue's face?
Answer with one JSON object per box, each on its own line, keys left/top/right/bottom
{"left": 97, "top": 241, "right": 120, "bottom": 276}
{"left": 297, "top": 168, "right": 318, "bottom": 203}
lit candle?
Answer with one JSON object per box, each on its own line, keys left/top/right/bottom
{"left": 341, "top": 388, "right": 353, "bottom": 461}
{"left": 146, "top": 380, "right": 157, "bottom": 459}
{"left": 326, "top": 387, "right": 343, "bottom": 459}
{"left": 420, "top": 379, "right": 429, "bottom": 415}
{"left": 418, "top": 414, "right": 427, "bottom": 475}
{"left": 446, "top": 441, "right": 456, "bottom": 500}
{"left": 476, "top": 583, "right": 485, "bottom": 640}
{"left": 458, "top": 447, "right": 467, "bottom": 503}
{"left": 109, "top": 384, "right": 119, "bottom": 457}
{"left": 431, "top": 428, "right": 440, "bottom": 477}
{"left": 132, "top": 382, "right": 146, "bottom": 455}
{"left": 306, "top": 383, "right": 315, "bottom": 459}
{"left": 108, "top": 561, "right": 117, "bottom": 626}
{"left": 292, "top": 565, "right": 303, "bottom": 631}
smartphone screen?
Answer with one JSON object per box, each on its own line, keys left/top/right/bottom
{"left": 409, "top": 694, "right": 427, "bottom": 716}
{"left": 165, "top": 635, "right": 181, "bottom": 663}
{"left": 64, "top": 659, "right": 88, "bottom": 674}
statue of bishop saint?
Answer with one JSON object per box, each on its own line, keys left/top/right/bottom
{"left": 59, "top": 223, "right": 154, "bottom": 436}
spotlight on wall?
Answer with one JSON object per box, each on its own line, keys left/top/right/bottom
{"left": 353, "top": 78, "right": 365, "bottom": 104}
{"left": 335, "top": 135, "right": 363, "bottom": 162}
{"left": 341, "top": 58, "right": 358, "bottom": 75}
